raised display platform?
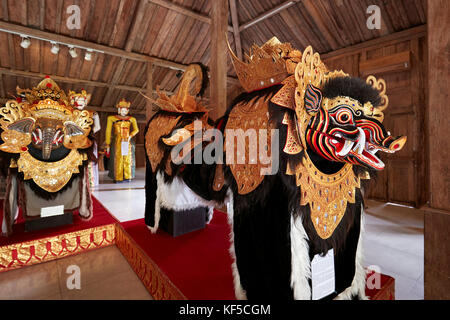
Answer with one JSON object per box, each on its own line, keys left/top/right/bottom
{"left": 0, "top": 197, "right": 117, "bottom": 272}
{"left": 0, "top": 198, "right": 394, "bottom": 299}
{"left": 117, "top": 211, "right": 395, "bottom": 300}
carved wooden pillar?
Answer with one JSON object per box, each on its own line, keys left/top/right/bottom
{"left": 209, "top": 0, "right": 229, "bottom": 120}
{"left": 146, "top": 62, "right": 154, "bottom": 122}
{"left": 424, "top": 0, "right": 450, "bottom": 300}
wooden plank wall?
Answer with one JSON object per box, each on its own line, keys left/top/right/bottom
{"left": 322, "top": 26, "right": 427, "bottom": 208}
{"left": 424, "top": 0, "right": 450, "bottom": 300}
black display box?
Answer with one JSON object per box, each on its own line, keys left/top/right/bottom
{"left": 25, "top": 212, "right": 73, "bottom": 232}
{"left": 159, "top": 207, "right": 207, "bottom": 237}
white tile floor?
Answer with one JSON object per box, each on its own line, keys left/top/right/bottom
{"left": 363, "top": 200, "right": 424, "bottom": 300}
{"left": 92, "top": 169, "right": 146, "bottom": 222}
{"left": 93, "top": 168, "right": 424, "bottom": 300}
{"left": 0, "top": 246, "right": 152, "bottom": 300}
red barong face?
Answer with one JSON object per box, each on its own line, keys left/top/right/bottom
{"left": 305, "top": 93, "right": 406, "bottom": 171}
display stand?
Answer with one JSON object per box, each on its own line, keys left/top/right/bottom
{"left": 0, "top": 200, "right": 395, "bottom": 300}
{"left": 159, "top": 207, "right": 207, "bottom": 237}
{"left": 24, "top": 212, "right": 73, "bottom": 232}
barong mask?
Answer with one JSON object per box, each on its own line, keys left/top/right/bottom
{"left": 0, "top": 77, "right": 93, "bottom": 192}
{"left": 229, "top": 40, "right": 408, "bottom": 239}
{"left": 271, "top": 46, "right": 407, "bottom": 171}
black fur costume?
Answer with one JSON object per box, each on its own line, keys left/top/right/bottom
{"left": 143, "top": 62, "right": 402, "bottom": 299}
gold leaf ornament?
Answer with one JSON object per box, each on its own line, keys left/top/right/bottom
{"left": 288, "top": 152, "right": 369, "bottom": 239}
{"left": 17, "top": 149, "right": 85, "bottom": 193}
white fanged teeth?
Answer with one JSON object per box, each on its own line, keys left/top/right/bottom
{"left": 353, "top": 128, "right": 366, "bottom": 155}
{"left": 337, "top": 140, "right": 354, "bottom": 156}
{"left": 332, "top": 133, "right": 341, "bottom": 144}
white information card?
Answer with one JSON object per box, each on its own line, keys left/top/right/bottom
{"left": 311, "top": 248, "right": 336, "bottom": 300}
{"left": 40, "top": 205, "right": 64, "bottom": 218}
{"left": 121, "top": 141, "right": 129, "bottom": 156}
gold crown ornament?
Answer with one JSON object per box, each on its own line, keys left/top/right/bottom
{"left": 17, "top": 76, "right": 69, "bottom": 106}
{"left": 69, "top": 89, "right": 92, "bottom": 107}
{"left": 116, "top": 98, "right": 131, "bottom": 109}
{"left": 0, "top": 77, "right": 94, "bottom": 192}
{"left": 227, "top": 37, "right": 302, "bottom": 93}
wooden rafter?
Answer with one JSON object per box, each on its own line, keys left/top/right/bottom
{"left": 148, "top": 0, "right": 234, "bottom": 32}
{"left": 229, "top": 0, "right": 242, "bottom": 60}
{"left": 302, "top": 0, "right": 339, "bottom": 51}
{"left": 0, "top": 67, "right": 173, "bottom": 96}
{"left": 102, "top": 0, "right": 144, "bottom": 108}
{"left": 210, "top": 0, "right": 229, "bottom": 120}
{"left": 0, "top": 20, "right": 184, "bottom": 69}
{"left": 0, "top": 97, "right": 145, "bottom": 115}
{"left": 239, "top": 0, "right": 300, "bottom": 31}
{"left": 0, "top": 21, "right": 240, "bottom": 85}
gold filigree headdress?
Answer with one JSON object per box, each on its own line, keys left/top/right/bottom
{"left": 144, "top": 64, "right": 208, "bottom": 114}
{"left": 0, "top": 77, "right": 93, "bottom": 192}
{"left": 69, "top": 89, "right": 92, "bottom": 107}
{"left": 116, "top": 98, "right": 131, "bottom": 109}
{"left": 227, "top": 37, "right": 302, "bottom": 93}
{"left": 17, "top": 76, "right": 69, "bottom": 105}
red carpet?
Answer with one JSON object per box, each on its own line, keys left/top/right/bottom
{"left": 121, "top": 210, "right": 236, "bottom": 300}
{"left": 0, "top": 195, "right": 394, "bottom": 299}
{"left": 0, "top": 197, "right": 118, "bottom": 247}
{"left": 121, "top": 211, "right": 395, "bottom": 300}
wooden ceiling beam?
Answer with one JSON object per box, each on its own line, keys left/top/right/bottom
{"left": 229, "top": 0, "right": 242, "bottom": 60}
{"left": 124, "top": 0, "right": 148, "bottom": 52}
{"left": 148, "top": 0, "right": 234, "bottom": 32}
{"left": 210, "top": 0, "right": 229, "bottom": 120}
{"left": 239, "top": 0, "right": 300, "bottom": 31}
{"left": 0, "top": 67, "right": 173, "bottom": 96}
{"left": 0, "top": 21, "right": 240, "bottom": 85}
{"left": 0, "top": 20, "right": 184, "bottom": 69}
{"left": 102, "top": 0, "right": 144, "bottom": 108}
{"left": 0, "top": 97, "right": 147, "bottom": 115}
{"left": 302, "top": 0, "right": 340, "bottom": 50}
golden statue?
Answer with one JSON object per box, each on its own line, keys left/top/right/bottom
{"left": 105, "top": 99, "right": 139, "bottom": 182}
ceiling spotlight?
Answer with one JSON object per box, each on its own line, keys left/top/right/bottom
{"left": 68, "top": 46, "right": 78, "bottom": 58}
{"left": 50, "top": 42, "right": 59, "bottom": 54}
{"left": 84, "top": 49, "right": 93, "bottom": 61}
{"left": 20, "top": 36, "right": 31, "bottom": 49}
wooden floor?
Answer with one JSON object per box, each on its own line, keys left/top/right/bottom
{"left": 0, "top": 246, "right": 152, "bottom": 300}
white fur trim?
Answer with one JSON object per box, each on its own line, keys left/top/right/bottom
{"left": 225, "top": 190, "right": 247, "bottom": 300}
{"left": 334, "top": 206, "right": 368, "bottom": 300}
{"left": 79, "top": 169, "right": 93, "bottom": 219}
{"left": 290, "top": 214, "right": 312, "bottom": 300}
{"left": 2, "top": 174, "right": 18, "bottom": 236}
{"left": 148, "top": 188, "right": 161, "bottom": 234}
{"left": 206, "top": 206, "right": 214, "bottom": 223}
{"left": 149, "top": 171, "right": 218, "bottom": 233}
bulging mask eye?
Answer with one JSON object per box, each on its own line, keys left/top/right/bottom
{"left": 335, "top": 109, "right": 353, "bottom": 124}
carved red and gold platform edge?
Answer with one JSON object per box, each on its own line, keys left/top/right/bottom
{"left": 114, "top": 224, "right": 187, "bottom": 300}
{"left": 0, "top": 223, "right": 116, "bottom": 272}
{"left": 0, "top": 223, "right": 185, "bottom": 299}
{"left": 0, "top": 219, "right": 393, "bottom": 300}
